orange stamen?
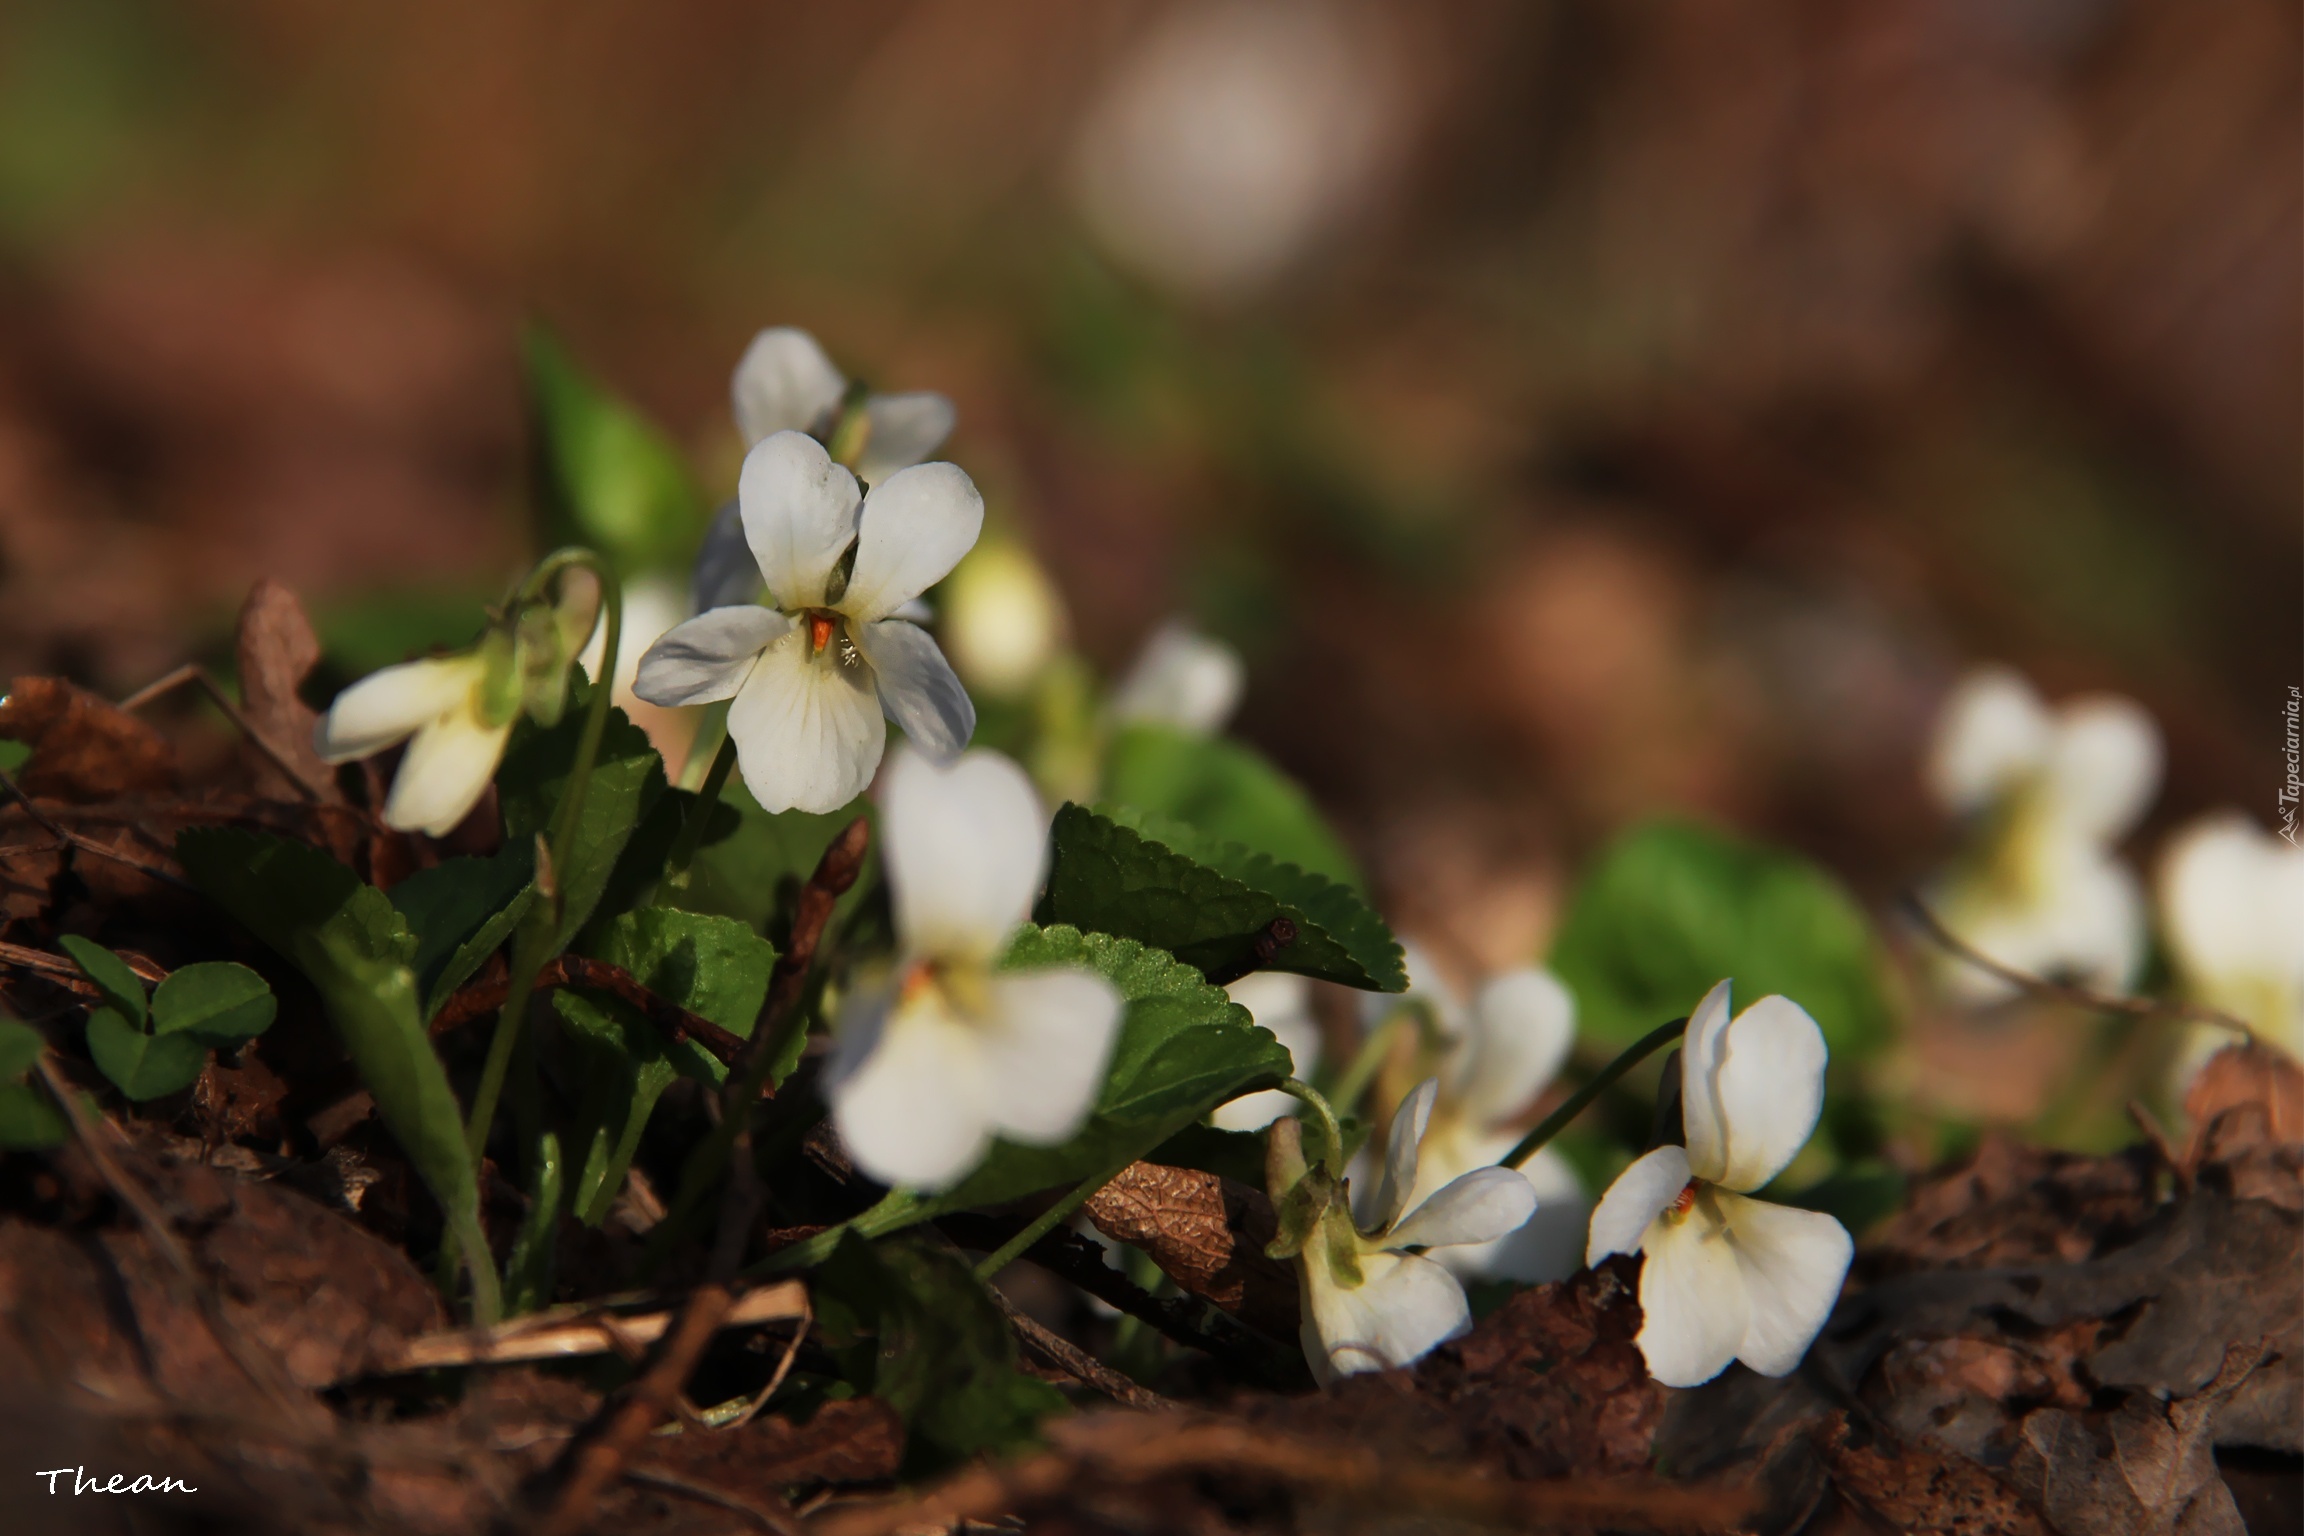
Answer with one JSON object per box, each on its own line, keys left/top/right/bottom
{"left": 808, "top": 613, "right": 836, "bottom": 655}
{"left": 1669, "top": 1182, "right": 1699, "bottom": 1217}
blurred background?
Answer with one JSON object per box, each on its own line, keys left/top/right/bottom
{"left": 0, "top": 0, "right": 2293, "bottom": 1120}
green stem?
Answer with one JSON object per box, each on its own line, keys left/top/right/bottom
{"left": 1279, "top": 1077, "right": 1346, "bottom": 1177}
{"left": 744, "top": 1189, "right": 928, "bottom": 1277}
{"left": 1325, "top": 1012, "right": 1409, "bottom": 1118}
{"left": 661, "top": 734, "right": 737, "bottom": 887}
{"left": 1501, "top": 1016, "right": 1688, "bottom": 1171}
{"left": 463, "top": 549, "right": 623, "bottom": 1164}
{"left": 973, "top": 1156, "right": 1135, "bottom": 1281}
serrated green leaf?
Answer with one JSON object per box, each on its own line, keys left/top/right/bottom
{"left": 86, "top": 1008, "right": 207, "bottom": 1100}
{"left": 1102, "top": 721, "right": 1359, "bottom": 886}
{"left": 902, "top": 924, "right": 1293, "bottom": 1218}
{"left": 812, "top": 1231, "right": 1063, "bottom": 1471}
{"left": 523, "top": 326, "right": 708, "bottom": 577}
{"left": 666, "top": 780, "right": 878, "bottom": 941}
{"left": 552, "top": 907, "right": 776, "bottom": 1224}
{"left": 150, "top": 962, "right": 276, "bottom": 1046}
{"left": 59, "top": 936, "right": 145, "bottom": 1028}
{"left": 498, "top": 694, "right": 666, "bottom": 952}
{"left": 388, "top": 842, "right": 538, "bottom": 1020}
{"left": 1038, "top": 804, "right": 1403, "bottom": 991}
{"left": 1548, "top": 818, "right": 1894, "bottom": 1059}
{"left": 0, "top": 1081, "right": 64, "bottom": 1149}
{"left": 0, "top": 1018, "right": 44, "bottom": 1081}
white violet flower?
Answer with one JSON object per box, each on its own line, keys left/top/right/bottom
{"left": 1586, "top": 980, "right": 1853, "bottom": 1389}
{"left": 633, "top": 430, "right": 982, "bottom": 814}
{"left": 1360, "top": 944, "right": 1589, "bottom": 1283}
{"left": 1283, "top": 1077, "right": 1537, "bottom": 1384}
{"left": 1110, "top": 620, "right": 1245, "bottom": 736}
{"left": 1924, "top": 665, "right": 2161, "bottom": 1001}
{"left": 1211, "top": 971, "right": 1322, "bottom": 1132}
{"left": 2158, "top": 812, "right": 2304, "bottom": 1066}
{"left": 941, "top": 538, "right": 1068, "bottom": 699}
{"left": 824, "top": 747, "right": 1123, "bottom": 1191}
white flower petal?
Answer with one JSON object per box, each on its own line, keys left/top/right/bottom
{"left": 1717, "top": 1191, "right": 1852, "bottom": 1377}
{"left": 1304, "top": 1249, "right": 1470, "bottom": 1382}
{"left": 1635, "top": 1203, "right": 1751, "bottom": 1388}
{"left": 1384, "top": 1165, "right": 1536, "bottom": 1252}
{"left": 691, "top": 499, "right": 763, "bottom": 613}
{"left": 1435, "top": 1146, "right": 1589, "bottom": 1284}
{"left": 1365, "top": 1077, "right": 1438, "bottom": 1235}
{"left": 840, "top": 462, "right": 985, "bottom": 624}
{"left": 2044, "top": 695, "right": 2161, "bottom": 842}
{"left": 881, "top": 746, "right": 1048, "bottom": 961}
{"left": 1708, "top": 995, "right": 1828, "bottom": 1194}
{"left": 1363, "top": 937, "right": 1463, "bottom": 1033}
{"left": 1588, "top": 1144, "right": 1692, "bottom": 1265}
{"left": 975, "top": 969, "right": 1125, "bottom": 1144}
{"left": 1450, "top": 968, "right": 1575, "bottom": 1128}
{"left": 1110, "top": 621, "right": 1245, "bottom": 736}
{"left": 631, "top": 607, "right": 789, "bottom": 707}
{"left": 724, "top": 630, "right": 885, "bottom": 814}
{"left": 315, "top": 655, "right": 481, "bottom": 762}
{"left": 1677, "top": 979, "right": 1735, "bottom": 1185}
{"left": 851, "top": 618, "right": 975, "bottom": 762}
{"left": 581, "top": 572, "right": 687, "bottom": 705}
{"left": 1926, "top": 666, "right": 2051, "bottom": 815}
{"left": 382, "top": 713, "right": 511, "bottom": 838}
{"left": 854, "top": 391, "right": 956, "bottom": 483}
{"left": 1212, "top": 973, "right": 1320, "bottom": 1131}
{"left": 2160, "top": 814, "right": 2304, "bottom": 1044}
{"left": 739, "top": 431, "right": 862, "bottom": 611}
{"left": 731, "top": 326, "right": 846, "bottom": 444}
{"left": 826, "top": 987, "right": 994, "bottom": 1191}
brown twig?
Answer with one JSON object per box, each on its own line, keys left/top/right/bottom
{"left": 118, "top": 662, "right": 328, "bottom": 802}
{"left": 430, "top": 953, "right": 750, "bottom": 1067}
{"left": 990, "top": 1288, "right": 1175, "bottom": 1412}
{"left": 750, "top": 817, "right": 872, "bottom": 1077}
{"left": 0, "top": 768, "right": 198, "bottom": 891}
{"left": 718, "top": 1294, "right": 812, "bottom": 1430}
{"left": 0, "top": 938, "right": 170, "bottom": 990}
{"left": 355, "top": 1282, "right": 808, "bottom": 1378}
{"left": 622, "top": 1466, "right": 799, "bottom": 1534}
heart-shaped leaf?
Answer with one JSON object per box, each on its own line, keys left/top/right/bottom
{"left": 497, "top": 696, "right": 665, "bottom": 952}
{"left": 387, "top": 841, "right": 538, "bottom": 1020}
{"left": 1102, "top": 721, "right": 1360, "bottom": 886}
{"left": 58, "top": 936, "right": 145, "bottom": 1028}
{"left": 86, "top": 1007, "right": 207, "bottom": 1100}
{"left": 151, "top": 962, "right": 276, "bottom": 1046}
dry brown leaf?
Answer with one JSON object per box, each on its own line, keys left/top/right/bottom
{"left": 1815, "top": 1412, "right": 2054, "bottom": 1535}
{"left": 0, "top": 676, "right": 179, "bottom": 802}
{"left": 233, "top": 579, "right": 339, "bottom": 802}
{"left": 1084, "top": 1160, "right": 1300, "bottom": 1339}
{"left": 632, "top": 1395, "right": 903, "bottom": 1495}
{"left": 2186, "top": 1041, "right": 2304, "bottom": 1148}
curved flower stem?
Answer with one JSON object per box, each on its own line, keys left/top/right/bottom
{"left": 972, "top": 1153, "right": 1136, "bottom": 1281}
{"left": 464, "top": 548, "right": 624, "bottom": 1164}
{"left": 1502, "top": 1016, "right": 1688, "bottom": 1171}
{"left": 661, "top": 734, "right": 737, "bottom": 888}
{"left": 1279, "top": 1077, "right": 1347, "bottom": 1177}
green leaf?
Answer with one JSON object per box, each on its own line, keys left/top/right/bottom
{"left": 905, "top": 924, "right": 1294, "bottom": 1218}
{"left": 1037, "top": 804, "right": 1404, "bottom": 992}
{"left": 0, "top": 1082, "right": 64, "bottom": 1149}
{"left": 86, "top": 1009, "right": 207, "bottom": 1100}
{"left": 0, "top": 739, "right": 31, "bottom": 776}
{"left": 388, "top": 843, "right": 539, "bottom": 1020}
{"left": 58, "top": 936, "right": 145, "bottom": 1028}
{"left": 498, "top": 695, "right": 666, "bottom": 952}
{"left": 523, "top": 325, "right": 708, "bottom": 577}
{"left": 1101, "top": 722, "right": 1360, "bottom": 886}
{"left": 0, "top": 1017, "right": 45, "bottom": 1081}
{"left": 1548, "top": 818, "right": 1894, "bottom": 1059}
{"left": 584, "top": 782, "right": 737, "bottom": 935}
{"left": 176, "top": 829, "right": 487, "bottom": 1299}
{"left": 1146, "top": 1121, "right": 1270, "bottom": 1187}
{"left": 552, "top": 907, "right": 777, "bottom": 1224}
{"left": 666, "top": 781, "right": 877, "bottom": 939}
{"left": 150, "top": 962, "right": 276, "bottom": 1046}
{"left": 812, "top": 1232, "right": 1063, "bottom": 1471}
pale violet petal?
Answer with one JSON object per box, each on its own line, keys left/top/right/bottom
{"left": 1709, "top": 995, "right": 1828, "bottom": 1194}
{"left": 740, "top": 431, "right": 862, "bottom": 611}
{"left": 854, "top": 391, "right": 956, "bottom": 483}
{"left": 1635, "top": 1202, "right": 1751, "bottom": 1388}
{"left": 1717, "top": 1191, "right": 1851, "bottom": 1376}
{"left": 1110, "top": 621, "right": 1244, "bottom": 736}
{"left": 1305, "top": 1249, "right": 1471, "bottom": 1382}
{"left": 976, "top": 969, "right": 1125, "bottom": 1145}
{"left": 1926, "top": 665, "right": 2051, "bottom": 815}
{"left": 881, "top": 746, "right": 1048, "bottom": 961}
{"left": 2160, "top": 814, "right": 2304, "bottom": 1012}
{"left": 691, "top": 499, "right": 763, "bottom": 613}
{"left": 840, "top": 462, "right": 985, "bottom": 624}
{"left": 2044, "top": 695, "right": 2161, "bottom": 843}
{"left": 1586, "top": 1144, "right": 1691, "bottom": 1266}
{"left": 731, "top": 326, "right": 846, "bottom": 444}
{"left": 724, "top": 629, "right": 884, "bottom": 815}
{"left": 851, "top": 618, "right": 974, "bottom": 762}
{"left": 825, "top": 988, "right": 994, "bottom": 1191}
{"left": 1365, "top": 1077, "right": 1438, "bottom": 1235}
{"left": 381, "top": 714, "right": 511, "bottom": 838}
{"left": 1450, "top": 968, "right": 1576, "bottom": 1127}
{"left": 1435, "top": 1146, "right": 1589, "bottom": 1284}
{"left": 1384, "top": 1165, "right": 1536, "bottom": 1252}
{"left": 316, "top": 655, "right": 480, "bottom": 762}
{"left": 1678, "top": 979, "right": 1735, "bottom": 1184}
{"left": 631, "top": 607, "right": 789, "bottom": 708}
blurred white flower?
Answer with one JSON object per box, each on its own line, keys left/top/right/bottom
{"left": 1359, "top": 944, "right": 1589, "bottom": 1283}
{"left": 1294, "top": 1078, "right": 1535, "bottom": 1383}
{"left": 1587, "top": 981, "right": 1852, "bottom": 1389}
{"left": 695, "top": 327, "right": 957, "bottom": 613}
{"left": 2159, "top": 813, "right": 2304, "bottom": 1064}
{"left": 633, "top": 432, "right": 981, "bottom": 814}
{"left": 941, "top": 539, "right": 1068, "bottom": 698}
{"left": 1069, "top": 0, "right": 1397, "bottom": 301}
{"left": 1211, "top": 971, "right": 1321, "bottom": 1132}
{"left": 1111, "top": 621, "right": 1244, "bottom": 735}
{"left": 825, "top": 748, "right": 1123, "bottom": 1190}
{"left": 579, "top": 571, "right": 688, "bottom": 711}
{"left": 1924, "top": 665, "right": 2160, "bottom": 1001}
